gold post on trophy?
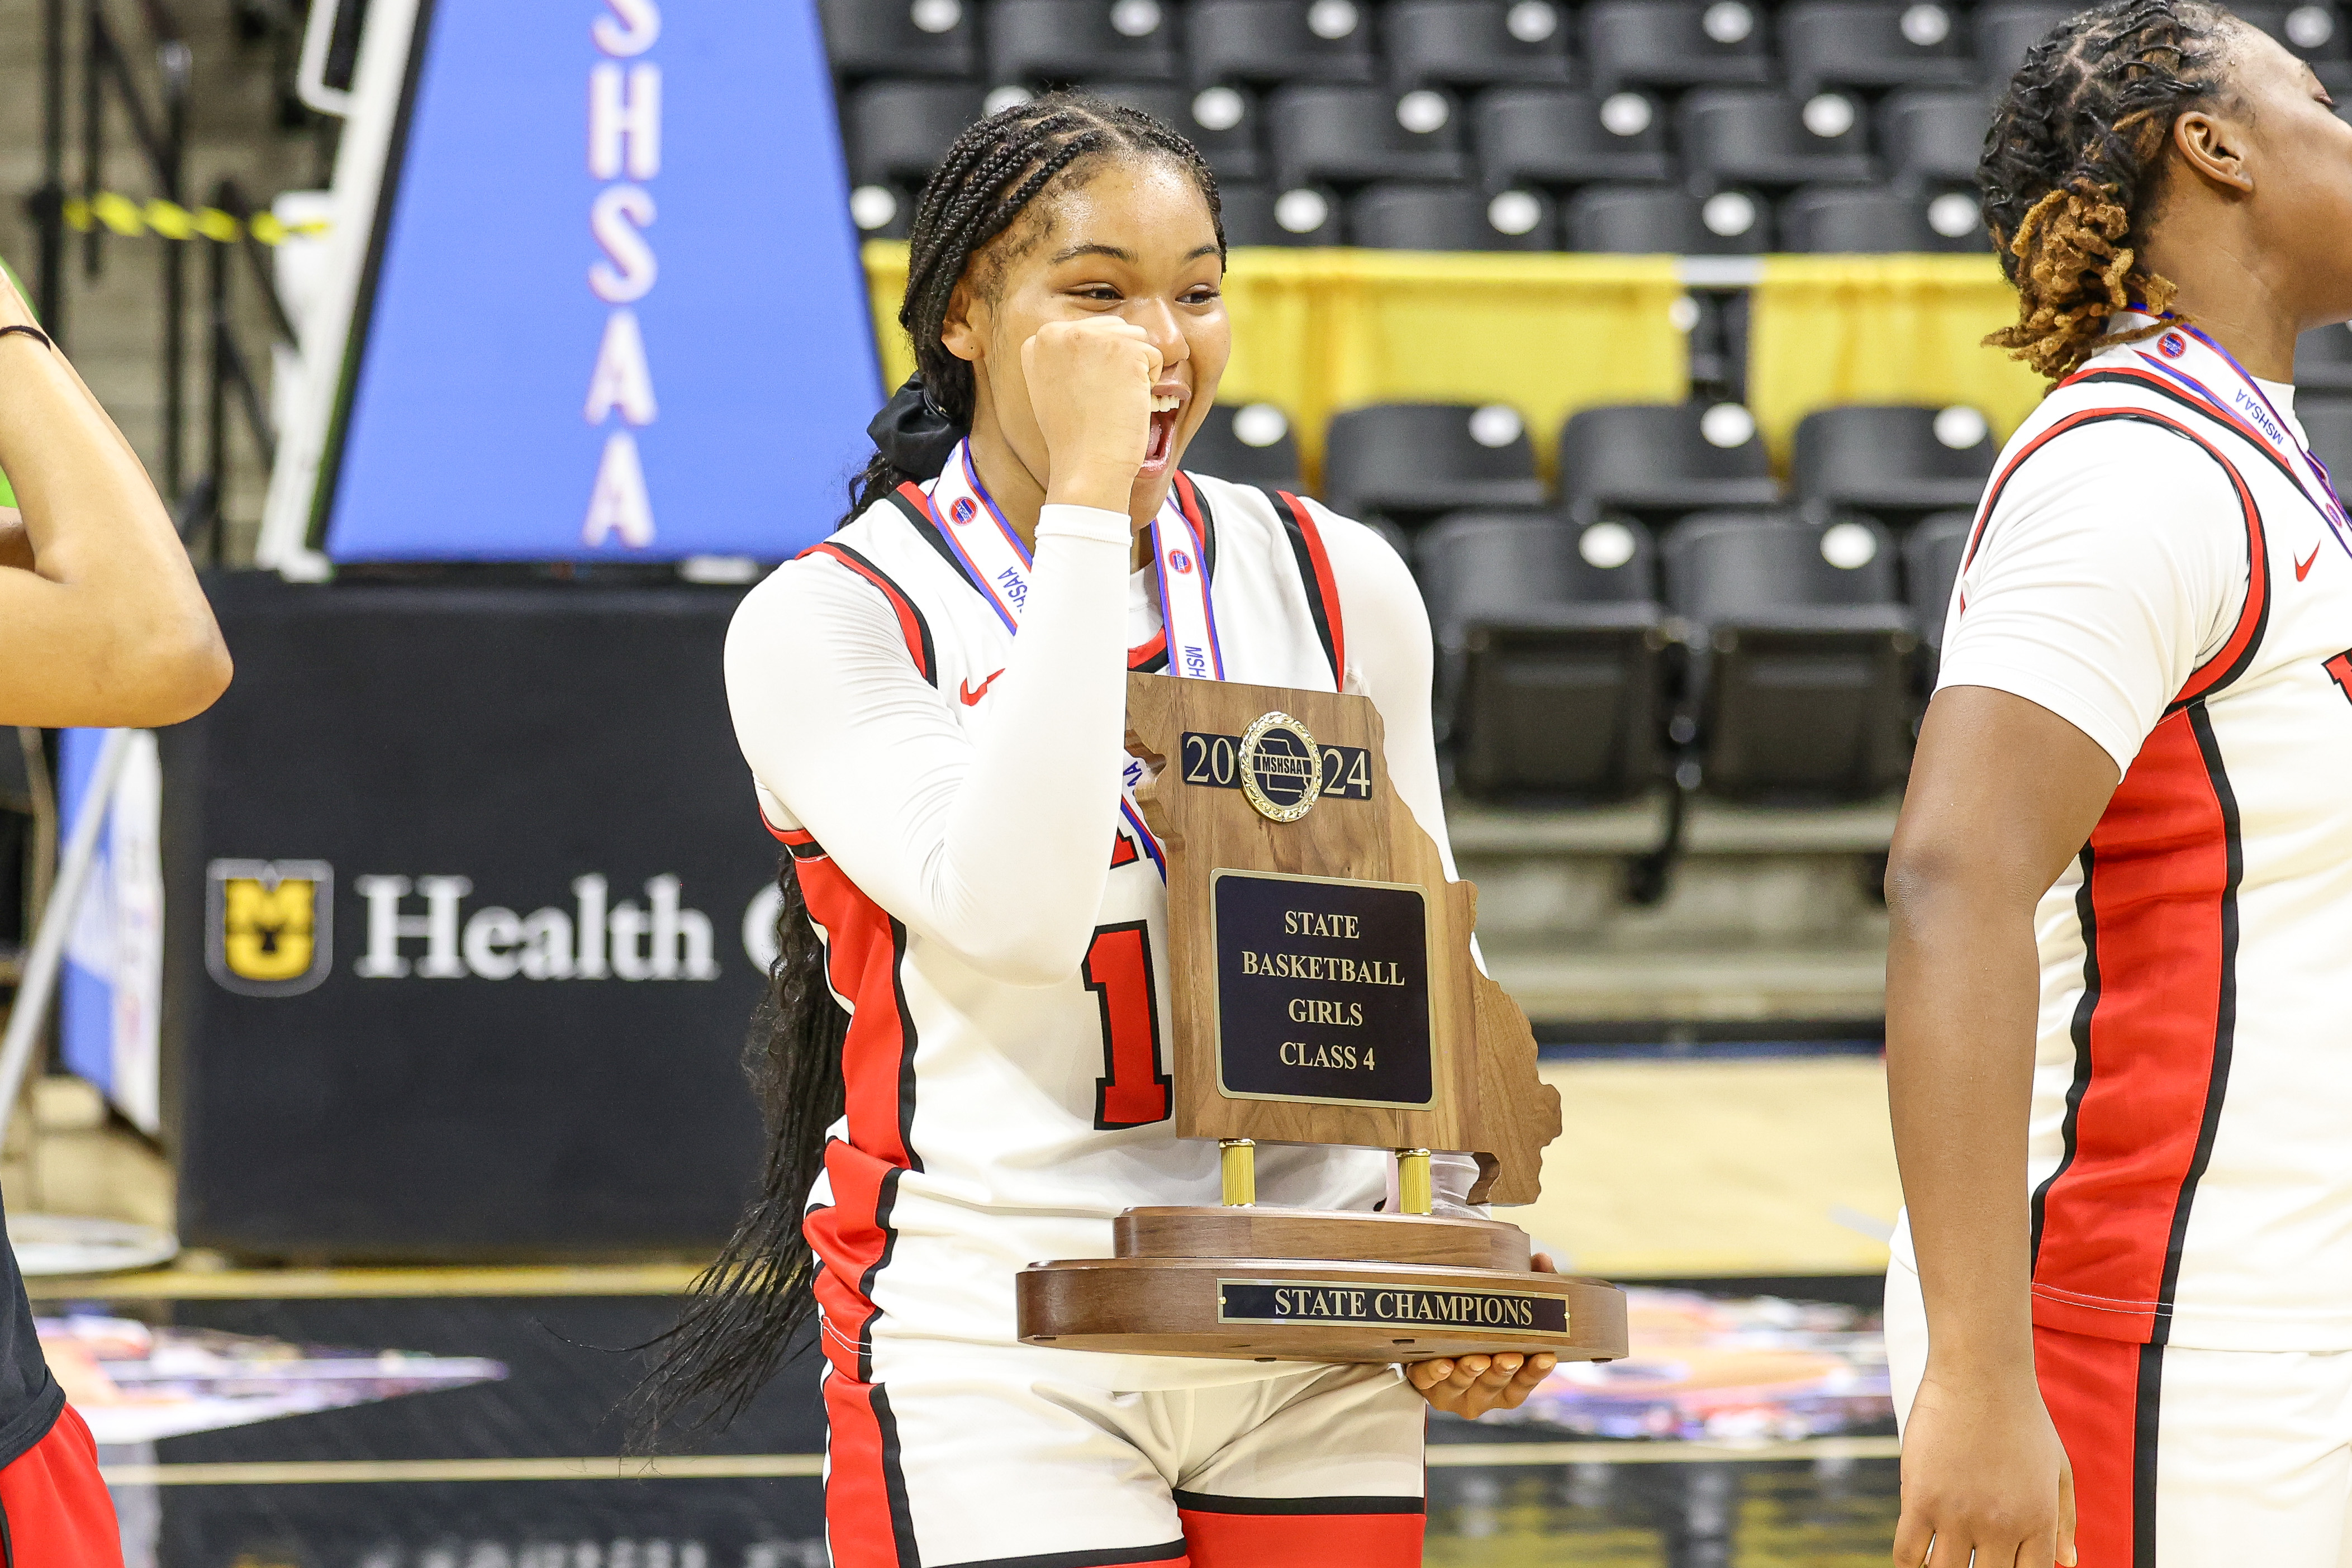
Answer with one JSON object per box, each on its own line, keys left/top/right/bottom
{"left": 1396, "top": 1148, "right": 1433, "bottom": 1217}
{"left": 1220, "top": 1139, "right": 1256, "bottom": 1206}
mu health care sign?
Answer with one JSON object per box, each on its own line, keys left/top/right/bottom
{"left": 319, "top": 0, "right": 878, "bottom": 562}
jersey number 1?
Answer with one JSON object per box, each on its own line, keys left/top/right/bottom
{"left": 1085, "top": 922, "right": 1171, "bottom": 1129}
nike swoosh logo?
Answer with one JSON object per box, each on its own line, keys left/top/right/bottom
{"left": 958, "top": 668, "right": 1006, "bottom": 706}
{"left": 2299, "top": 543, "right": 2324, "bottom": 581}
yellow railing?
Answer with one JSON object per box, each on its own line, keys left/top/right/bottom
{"left": 863, "top": 242, "right": 2049, "bottom": 483}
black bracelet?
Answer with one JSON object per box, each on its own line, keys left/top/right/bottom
{"left": 0, "top": 325, "right": 54, "bottom": 351}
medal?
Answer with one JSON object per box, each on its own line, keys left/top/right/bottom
{"left": 2127, "top": 320, "right": 2352, "bottom": 558}
{"left": 918, "top": 439, "right": 1227, "bottom": 879}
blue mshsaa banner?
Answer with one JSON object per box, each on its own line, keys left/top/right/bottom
{"left": 317, "top": 0, "right": 881, "bottom": 561}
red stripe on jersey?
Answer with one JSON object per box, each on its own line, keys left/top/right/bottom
{"left": 801, "top": 540, "right": 937, "bottom": 686}
{"left": 2034, "top": 1324, "right": 2162, "bottom": 1567}
{"left": 1279, "top": 491, "right": 1347, "bottom": 687}
{"left": 1177, "top": 1499, "right": 1423, "bottom": 1566}
{"left": 791, "top": 848, "right": 920, "bottom": 1382}
{"left": 1959, "top": 406, "right": 2268, "bottom": 707}
{"left": 820, "top": 1369, "right": 919, "bottom": 1568}
{"left": 2029, "top": 707, "right": 2240, "bottom": 1342}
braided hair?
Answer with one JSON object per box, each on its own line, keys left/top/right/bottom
{"left": 1979, "top": 0, "right": 2246, "bottom": 382}
{"left": 631, "top": 92, "right": 1222, "bottom": 1446}
{"left": 843, "top": 90, "right": 1227, "bottom": 523}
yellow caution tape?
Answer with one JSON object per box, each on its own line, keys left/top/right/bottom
{"left": 61, "top": 192, "right": 326, "bottom": 247}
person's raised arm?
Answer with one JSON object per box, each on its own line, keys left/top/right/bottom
{"left": 1884, "top": 688, "right": 2116, "bottom": 1568}
{"left": 726, "top": 317, "right": 1161, "bottom": 985}
{"left": 0, "top": 272, "right": 230, "bottom": 726}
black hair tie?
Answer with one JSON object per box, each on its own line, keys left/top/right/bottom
{"left": 867, "top": 374, "right": 964, "bottom": 482}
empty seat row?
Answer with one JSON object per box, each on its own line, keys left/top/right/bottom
{"left": 845, "top": 79, "right": 1994, "bottom": 206}
{"left": 820, "top": 1, "right": 2351, "bottom": 97}
{"left": 1185, "top": 178, "right": 1987, "bottom": 253}
{"left": 1185, "top": 379, "right": 2352, "bottom": 542}
{"left": 1424, "top": 510, "right": 1940, "bottom": 802}
{"left": 1256, "top": 400, "right": 1997, "bottom": 531}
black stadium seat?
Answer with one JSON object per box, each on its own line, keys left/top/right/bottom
{"left": 2235, "top": 2, "right": 2349, "bottom": 64}
{"left": 1183, "top": 402, "right": 1306, "bottom": 490}
{"left": 1323, "top": 402, "right": 1548, "bottom": 525}
{"left": 1781, "top": 0, "right": 1974, "bottom": 97}
{"left": 2298, "top": 396, "right": 2352, "bottom": 483}
{"left": 1087, "top": 82, "right": 1266, "bottom": 181}
{"left": 1903, "top": 510, "right": 1972, "bottom": 662}
{"left": 2299, "top": 321, "right": 2352, "bottom": 394}
{"left": 986, "top": 0, "right": 1179, "bottom": 85}
{"left": 1880, "top": 87, "right": 1993, "bottom": 186}
{"left": 1679, "top": 89, "right": 1878, "bottom": 192}
{"left": 1420, "top": 512, "right": 1669, "bottom": 801}
{"left": 1974, "top": 3, "right": 2073, "bottom": 85}
{"left": 1557, "top": 402, "right": 1780, "bottom": 524}
{"left": 1189, "top": 0, "right": 1377, "bottom": 86}
{"left": 819, "top": 0, "right": 980, "bottom": 81}
{"left": 846, "top": 80, "right": 987, "bottom": 187}
{"left": 1567, "top": 183, "right": 1771, "bottom": 253}
{"left": 1781, "top": 186, "right": 1986, "bottom": 252}
{"left": 1664, "top": 511, "right": 1917, "bottom": 800}
{"left": 1350, "top": 182, "right": 1557, "bottom": 249}
{"left": 1793, "top": 404, "right": 1998, "bottom": 522}
{"left": 1583, "top": 0, "right": 1774, "bottom": 94}
{"left": 1268, "top": 84, "right": 1471, "bottom": 187}
{"left": 1475, "top": 88, "right": 1674, "bottom": 191}
{"left": 1218, "top": 181, "right": 1344, "bottom": 244}
{"left": 1385, "top": 0, "right": 1575, "bottom": 89}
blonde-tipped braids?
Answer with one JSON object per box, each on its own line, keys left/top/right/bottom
{"left": 1978, "top": 0, "right": 2242, "bottom": 383}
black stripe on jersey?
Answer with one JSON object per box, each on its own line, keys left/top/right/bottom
{"left": 887, "top": 915, "right": 924, "bottom": 1177}
{"left": 871, "top": 1381, "right": 923, "bottom": 1568}
{"left": 1182, "top": 472, "right": 1220, "bottom": 581}
{"left": 1171, "top": 1490, "right": 1426, "bottom": 1515}
{"left": 948, "top": 1542, "right": 1190, "bottom": 1568}
{"left": 1977, "top": 409, "right": 2270, "bottom": 707}
{"left": 785, "top": 837, "right": 828, "bottom": 862}
{"left": 2154, "top": 704, "right": 2244, "bottom": 1325}
{"left": 2032, "top": 846, "right": 2101, "bottom": 1270}
{"left": 2132, "top": 1340, "right": 2166, "bottom": 1567}
{"left": 858, "top": 1165, "right": 904, "bottom": 1386}
{"left": 1265, "top": 487, "right": 1341, "bottom": 682}
{"left": 822, "top": 539, "right": 940, "bottom": 690}
{"left": 2073, "top": 369, "right": 2314, "bottom": 500}
{"left": 887, "top": 484, "right": 973, "bottom": 581}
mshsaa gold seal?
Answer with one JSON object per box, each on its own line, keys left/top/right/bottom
{"left": 1237, "top": 712, "right": 1323, "bottom": 823}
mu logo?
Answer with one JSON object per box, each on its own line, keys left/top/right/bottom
{"left": 206, "top": 859, "right": 334, "bottom": 997}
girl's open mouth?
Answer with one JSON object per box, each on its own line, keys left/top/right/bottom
{"left": 1142, "top": 403, "right": 1180, "bottom": 472}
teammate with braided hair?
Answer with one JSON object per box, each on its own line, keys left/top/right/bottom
{"left": 1885, "top": 3, "right": 2352, "bottom": 1565}
{"left": 639, "top": 94, "right": 1554, "bottom": 1564}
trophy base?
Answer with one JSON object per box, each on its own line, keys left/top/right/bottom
{"left": 1016, "top": 1207, "right": 1629, "bottom": 1364}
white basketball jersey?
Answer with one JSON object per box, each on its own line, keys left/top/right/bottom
{"left": 1961, "top": 329, "right": 2352, "bottom": 1352}
{"left": 766, "top": 468, "right": 1394, "bottom": 1389}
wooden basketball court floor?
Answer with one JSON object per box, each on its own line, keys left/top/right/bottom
{"left": 22, "top": 1053, "right": 1903, "bottom": 1566}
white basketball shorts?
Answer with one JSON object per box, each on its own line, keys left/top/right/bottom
{"left": 820, "top": 1334, "right": 1428, "bottom": 1567}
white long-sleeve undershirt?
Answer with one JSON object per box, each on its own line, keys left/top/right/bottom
{"left": 724, "top": 498, "right": 1463, "bottom": 982}
{"left": 724, "top": 495, "right": 1480, "bottom": 1211}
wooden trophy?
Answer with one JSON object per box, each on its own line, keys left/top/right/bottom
{"left": 1015, "top": 673, "right": 1630, "bottom": 1364}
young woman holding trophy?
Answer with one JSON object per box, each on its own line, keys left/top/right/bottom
{"left": 643, "top": 94, "right": 1555, "bottom": 1565}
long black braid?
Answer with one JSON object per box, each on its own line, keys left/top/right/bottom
{"left": 631, "top": 92, "right": 1222, "bottom": 1446}
{"left": 1978, "top": 0, "right": 2246, "bottom": 382}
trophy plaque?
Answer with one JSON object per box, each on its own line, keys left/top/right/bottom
{"left": 1015, "top": 674, "right": 1630, "bottom": 1364}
